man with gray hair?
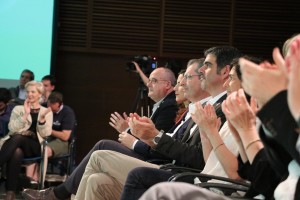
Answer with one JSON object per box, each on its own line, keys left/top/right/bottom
{"left": 23, "top": 67, "right": 178, "bottom": 200}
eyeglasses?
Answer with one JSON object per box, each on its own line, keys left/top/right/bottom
{"left": 148, "top": 78, "right": 169, "bottom": 84}
{"left": 183, "top": 74, "right": 201, "bottom": 80}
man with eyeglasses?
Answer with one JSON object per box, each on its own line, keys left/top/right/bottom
{"left": 9, "top": 69, "right": 35, "bottom": 105}
{"left": 53, "top": 59, "right": 212, "bottom": 200}
{"left": 22, "top": 67, "right": 178, "bottom": 200}
{"left": 116, "top": 46, "right": 241, "bottom": 200}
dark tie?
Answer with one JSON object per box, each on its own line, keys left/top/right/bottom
{"left": 180, "top": 119, "right": 196, "bottom": 142}
{"left": 174, "top": 117, "right": 193, "bottom": 140}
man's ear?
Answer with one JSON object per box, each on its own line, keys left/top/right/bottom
{"left": 221, "top": 65, "right": 230, "bottom": 80}
{"left": 166, "top": 81, "right": 173, "bottom": 90}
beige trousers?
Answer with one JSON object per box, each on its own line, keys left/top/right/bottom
{"left": 74, "top": 150, "right": 159, "bottom": 200}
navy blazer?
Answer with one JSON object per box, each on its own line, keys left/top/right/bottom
{"left": 133, "top": 91, "right": 178, "bottom": 157}
{"left": 257, "top": 90, "right": 300, "bottom": 167}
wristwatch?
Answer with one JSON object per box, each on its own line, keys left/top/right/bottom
{"left": 152, "top": 130, "right": 164, "bottom": 145}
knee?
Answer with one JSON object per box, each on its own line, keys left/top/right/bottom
{"left": 94, "top": 139, "right": 119, "bottom": 151}
{"left": 89, "top": 150, "right": 108, "bottom": 163}
{"left": 14, "top": 148, "right": 24, "bottom": 158}
{"left": 94, "top": 139, "right": 110, "bottom": 150}
{"left": 126, "top": 168, "right": 143, "bottom": 186}
{"left": 10, "top": 134, "right": 23, "bottom": 143}
{"left": 87, "top": 174, "right": 102, "bottom": 189}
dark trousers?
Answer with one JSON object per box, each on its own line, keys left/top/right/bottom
{"left": 0, "top": 134, "right": 40, "bottom": 191}
{"left": 58, "top": 139, "right": 146, "bottom": 195}
{"left": 120, "top": 167, "right": 174, "bottom": 200}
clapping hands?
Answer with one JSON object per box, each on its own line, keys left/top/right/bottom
{"left": 109, "top": 112, "right": 129, "bottom": 133}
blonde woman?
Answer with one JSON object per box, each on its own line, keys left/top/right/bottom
{"left": 0, "top": 81, "right": 52, "bottom": 200}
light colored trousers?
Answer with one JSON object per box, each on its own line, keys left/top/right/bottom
{"left": 74, "top": 150, "right": 159, "bottom": 200}
{"left": 140, "top": 182, "right": 231, "bottom": 200}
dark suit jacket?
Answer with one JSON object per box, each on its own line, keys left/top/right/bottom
{"left": 256, "top": 90, "right": 300, "bottom": 199}
{"left": 257, "top": 90, "right": 300, "bottom": 167}
{"left": 153, "top": 94, "right": 227, "bottom": 170}
{"left": 133, "top": 91, "right": 178, "bottom": 156}
{"left": 9, "top": 86, "right": 25, "bottom": 105}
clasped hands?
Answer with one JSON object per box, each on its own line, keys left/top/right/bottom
{"left": 127, "top": 114, "right": 159, "bottom": 147}
{"left": 109, "top": 112, "right": 158, "bottom": 147}
{"left": 190, "top": 103, "right": 221, "bottom": 140}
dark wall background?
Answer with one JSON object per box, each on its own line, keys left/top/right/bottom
{"left": 53, "top": 0, "right": 300, "bottom": 162}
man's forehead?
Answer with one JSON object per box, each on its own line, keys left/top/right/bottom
{"left": 204, "top": 54, "right": 216, "bottom": 62}
{"left": 42, "top": 80, "right": 50, "bottom": 84}
{"left": 150, "top": 68, "right": 163, "bottom": 78}
{"left": 21, "top": 73, "right": 31, "bottom": 77}
{"left": 185, "top": 65, "right": 196, "bottom": 74}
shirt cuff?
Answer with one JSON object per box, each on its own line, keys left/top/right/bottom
{"left": 125, "top": 127, "right": 131, "bottom": 133}
{"left": 38, "top": 121, "right": 46, "bottom": 125}
{"left": 132, "top": 139, "right": 139, "bottom": 150}
{"left": 296, "top": 135, "right": 300, "bottom": 154}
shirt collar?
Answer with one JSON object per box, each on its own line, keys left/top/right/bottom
{"left": 55, "top": 104, "right": 64, "bottom": 114}
{"left": 207, "top": 91, "right": 227, "bottom": 105}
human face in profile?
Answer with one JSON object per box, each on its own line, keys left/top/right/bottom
{"left": 42, "top": 79, "right": 55, "bottom": 94}
{"left": 174, "top": 74, "right": 187, "bottom": 104}
{"left": 180, "top": 63, "right": 203, "bottom": 103}
{"left": 223, "top": 66, "right": 241, "bottom": 95}
{"left": 147, "top": 68, "right": 170, "bottom": 102}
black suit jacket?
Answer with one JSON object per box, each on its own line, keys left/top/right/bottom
{"left": 247, "top": 90, "right": 300, "bottom": 199}
{"left": 133, "top": 91, "right": 178, "bottom": 156}
{"left": 153, "top": 94, "right": 227, "bottom": 170}
{"left": 9, "top": 86, "right": 25, "bottom": 105}
{"left": 257, "top": 90, "right": 300, "bottom": 167}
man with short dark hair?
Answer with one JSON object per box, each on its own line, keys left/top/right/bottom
{"left": 9, "top": 69, "right": 35, "bottom": 105}
{"left": 41, "top": 75, "right": 56, "bottom": 106}
{"left": 46, "top": 91, "right": 76, "bottom": 157}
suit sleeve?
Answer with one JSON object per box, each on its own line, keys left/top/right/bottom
{"left": 133, "top": 140, "right": 151, "bottom": 157}
{"left": 132, "top": 95, "right": 178, "bottom": 157}
{"left": 134, "top": 102, "right": 178, "bottom": 157}
{"left": 154, "top": 133, "right": 205, "bottom": 169}
{"left": 241, "top": 148, "right": 281, "bottom": 199}
{"left": 152, "top": 99, "right": 178, "bottom": 133}
{"left": 257, "top": 90, "right": 300, "bottom": 164}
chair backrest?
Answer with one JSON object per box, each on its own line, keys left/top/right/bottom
{"left": 21, "top": 140, "right": 47, "bottom": 190}
{"left": 48, "top": 121, "right": 77, "bottom": 176}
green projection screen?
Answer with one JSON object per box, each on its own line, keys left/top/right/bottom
{"left": 0, "top": 0, "right": 56, "bottom": 88}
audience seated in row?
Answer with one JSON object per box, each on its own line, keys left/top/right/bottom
{"left": 22, "top": 47, "right": 240, "bottom": 200}
{"left": 138, "top": 35, "right": 300, "bottom": 199}
{"left": 22, "top": 66, "right": 179, "bottom": 200}
{"left": 20, "top": 34, "right": 300, "bottom": 200}
{"left": 0, "top": 81, "right": 53, "bottom": 199}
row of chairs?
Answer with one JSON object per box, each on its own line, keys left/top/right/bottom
{"left": 22, "top": 123, "right": 77, "bottom": 189}
{"left": 146, "top": 162, "right": 252, "bottom": 199}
